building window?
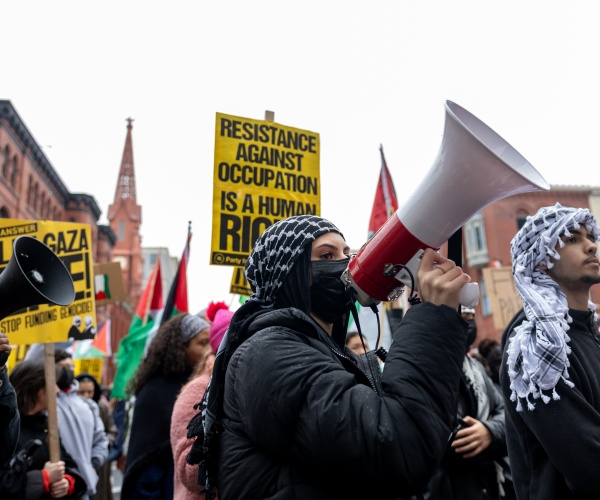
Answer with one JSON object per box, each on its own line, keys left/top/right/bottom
{"left": 40, "top": 192, "right": 46, "bottom": 217}
{"left": 0, "top": 207, "right": 9, "bottom": 218}
{"left": 27, "top": 176, "right": 33, "bottom": 205}
{"left": 118, "top": 220, "right": 125, "bottom": 241}
{"left": 1, "top": 146, "right": 7, "bottom": 178}
{"left": 464, "top": 213, "right": 489, "bottom": 268}
{"left": 516, "top": 210, "right": 529, "bottom": 230}
{"left": 33, "top": 184, "right": 39, "bottom": 212}
{"left": 9, "top": 156, "right": 17, "bottom": 187}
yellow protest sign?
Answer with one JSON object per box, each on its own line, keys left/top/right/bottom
{"left": 74, "top": 358, "right": 103, "bottom": 384}
{"left": 211, "top": 113, "right": 320, "bottom": 267}
{"left": 230, "top": 266, "right": 253, "bottom": 296}
{"left": 0, "top": 220, "right": 96, "bottom": 345}
{"left": 482, "top": 267, "right": 523, "bottom": 330}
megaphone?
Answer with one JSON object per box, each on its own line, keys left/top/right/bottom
{"left": 344, "top": 100, "right": 550, "bottom": 308}
{"left": 0, "top": 236, "right": 76, "bottom": 365}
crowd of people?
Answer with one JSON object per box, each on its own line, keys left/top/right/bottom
{"left": 1, "top": 204, "right": 600, "bottom": 499}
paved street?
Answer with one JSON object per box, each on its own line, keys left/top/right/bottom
{"left": 111, "top": 464, "right": 123, "bottom": 500}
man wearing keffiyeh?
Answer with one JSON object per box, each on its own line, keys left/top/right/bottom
{"left": 500, "top": 203, "right": 600, "bottom": 499}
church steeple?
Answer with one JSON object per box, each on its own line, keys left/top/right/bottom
{"left": 114, "top": 117, "right": 137, "bottom": 201}
{"left": 107, "top": 118, "right": 143, "bottom": 308}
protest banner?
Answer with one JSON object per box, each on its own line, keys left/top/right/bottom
{"left": 74, "top": 357, "right": 104, "bottom": 383}
{"left": 230, "top": 266, "right": 253, "bottom": 297}
{"left": 211, "top": 112, "right": 321, "bottom": 267}
{"left": 482, "top": 267, "right": 523, "bottom": 330}
{"left": 0, "top": 219, "right": 96, "bottom": 345}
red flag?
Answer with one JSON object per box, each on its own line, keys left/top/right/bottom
{"left": 160, "top": 223, "right": 191, "bottom": 325}
{"left": 368, "top": 145, "right": 399, "bottom": 239}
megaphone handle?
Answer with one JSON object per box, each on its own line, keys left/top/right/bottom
{"left": 0, "top": 350, "right": 9, "bottom": 366}
{"left": 460, "top": 282, "right": 479, "bottom": 309}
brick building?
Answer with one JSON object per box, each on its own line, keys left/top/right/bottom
{"left": 0, "top": 100, "right": 143, "bottom": 385}
{"left": 462, "top": 186, "right": 600, "bottom": 344}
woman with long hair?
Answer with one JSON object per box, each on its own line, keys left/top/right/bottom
{"left": 121, "top": 313, "right": 211, "bottom": 500}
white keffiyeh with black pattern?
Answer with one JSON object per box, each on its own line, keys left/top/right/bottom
{"left": 507, "top": 203, "right": 600, "bottom": 411}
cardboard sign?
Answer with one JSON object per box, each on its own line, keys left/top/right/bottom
{"left": 482, "top": 267, "right": 523, "bottom": 330}
{"left": 94, "top": 262, "right": 126, "bottom": 306}
{"left": 0, "top": 220, "right": 96, "bottom": 345}
{"left": 211, "top": 113, "right": 320, "bottom": 267}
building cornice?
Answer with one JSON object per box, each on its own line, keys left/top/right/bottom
{"left": 0, "top": 100, "right": 71, "bottom": 201}
{"left": 67, "top": 192, "right": 102, "bottom": 219}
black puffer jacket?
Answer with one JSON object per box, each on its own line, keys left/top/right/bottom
{"left": 217, "top": 303, "right": 467, "bottom": 499}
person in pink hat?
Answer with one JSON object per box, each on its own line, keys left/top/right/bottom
{"left": 206, "top": 302, "right": 234, "bottom": 353}
{"left": 170, "top": 302, "right": 233, "bottom": 500}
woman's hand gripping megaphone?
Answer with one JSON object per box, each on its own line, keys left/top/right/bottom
{"left": 417, "top": 249, "right": 474, "bottom": 310}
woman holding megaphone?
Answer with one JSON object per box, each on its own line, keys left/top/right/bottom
{"left": 187, "top": 214, "right": 471, "bottom": 500}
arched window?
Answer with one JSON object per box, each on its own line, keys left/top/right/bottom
{"left": 40, "top": 192, "right": 46, "bottom": 217}
{"left": 32, "top": 183, "right": 39, "bottom": 212}
{"left": 118, "top": 220, "right": 125, "bottom": 241}
{"left": 27, "top": 175, "right": 34, "bottom": 205}
{"left": 2, "top": 146, "right": 9, "bottom": 178}
{"left": 8, "top": 156, "right": 16, "bottom": 187}
{"left": 10, "top": 156, "right": 18, "bottom": 187}
{"left": 0, "top": 206, "right": 9, "bottom": 218}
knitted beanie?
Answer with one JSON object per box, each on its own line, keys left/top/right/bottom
{"left": 206, "top": 301, "right": 234, "bottom": 353}
{"left": 209, "top": 308, "right": 234, "bottom": 353}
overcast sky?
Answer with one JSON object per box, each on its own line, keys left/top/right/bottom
{"left": 3, "top": 2, "right": 599, "bottom": 312}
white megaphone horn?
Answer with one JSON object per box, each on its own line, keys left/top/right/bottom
{"left": 344, "top": 100, "right": 550, "bottom": 308}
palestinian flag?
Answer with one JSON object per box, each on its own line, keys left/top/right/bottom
{"left": 91, "top": 320, "right": 112, "bottom": 356}
{"left": 95, "top": 274, "right": 111, "bottom": 301}
{"left": 368, "top": 144, "right": 399, "bottom": 239}
{"left": 160, "top": 225, "right": 191, "bottom": 326}
{"left": 112, "top": 259, "right": 163, "bottom": 399}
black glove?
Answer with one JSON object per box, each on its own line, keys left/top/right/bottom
{"left": 91, "top": 457, "right": 102, "bottom": 474}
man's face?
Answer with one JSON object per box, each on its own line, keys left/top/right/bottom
{"left": 461, "top": 312, "right": 475, "bottom": 322}
{"left": 545, "top": 226, "right": 600, "bottom": 290}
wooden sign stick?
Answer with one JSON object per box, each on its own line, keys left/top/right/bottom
{"left": 44, "top": 343, "right": 61, "bottom": 462}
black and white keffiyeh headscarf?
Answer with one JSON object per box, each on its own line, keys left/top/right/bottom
{"left": 186, "top": 215, "right": 343, "bottom": 497}
{"left": 245, "top": 215, "right": 343, "bottom": 304}
{"left": 507, "top": 203, "right": 600, "bottom": 411}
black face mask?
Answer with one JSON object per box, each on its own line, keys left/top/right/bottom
{"left": 310, "top": 258, "right": 350, "bottom": 324}
{"left": 466, "top": 319, "right": 478, "bottom": 348}
{"left": 57, "top": 366, "right": 74, "bottom": 390}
